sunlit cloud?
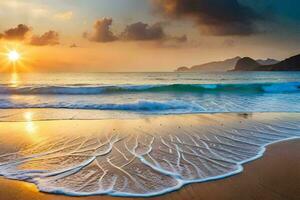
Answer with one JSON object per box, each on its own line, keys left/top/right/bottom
{"left": 0, "top": 1, "right": 50, "bottom": 18}
{"left": 30, "top": 31, "right": 60, "bottom": 46}
{"left": 32, "top": 8, "right": 49, "bottom": 17}
{"left": 0, "top": 24, "right": 60, "bottom": 46}
{"left": 83, "top": 18, "right": 117, "bottom": 43}
{"left": 1, "top": 24, "right": 31, "bottom": 41}
{"left": 54, "top": 11, "right": 73, "bottom": 21}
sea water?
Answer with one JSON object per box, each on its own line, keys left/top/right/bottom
{"left": 0, "top": 72, "right": 300, "bottom": 115}
{"left": 0, "top": 72, "right": 299, "bottom": 197}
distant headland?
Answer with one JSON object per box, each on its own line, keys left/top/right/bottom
{"left": 176, "top": 54, "right": 300, "bottom": 72}
{"left": 233, "top": 54, "right": 300, "bottom": 71}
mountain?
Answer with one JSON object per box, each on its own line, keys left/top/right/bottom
{"left": 234, "top": 57, "right": 261, "bottom": 71}
{"left": 189, "top": 57, "right": 241, "bottom": 72}
{"left": 175, "top": 57, "right": 278, "bottom": 72}
{"left": 256, "top": 58, "right": 279, "bottom": 65}
{"left": 176, "top": 66, "right": 190, "bottom": 72}
{"left": 175, "top": 57, "right": 241, "bottom": 72}
{"left": 234, "top": 54, "right": 300, "bottom": 71}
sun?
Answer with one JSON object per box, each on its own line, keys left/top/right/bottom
{"left": 0, "top": 45, "right": 33, "bottom": 73}
{"left": 8, "top": 50, "right": 20, "bottom": 62}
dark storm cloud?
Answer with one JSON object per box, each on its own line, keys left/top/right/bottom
{"left": 120, "top": 22, "right": 166, "bottom": 41}
{"left": 30, "top": 31, "right": 60, "bottom": 46}
{"left": 2, "top": 24, "right": 30, "bottom": 40}
{"left": 84, "top": 18, "right": 118, "bottom": 42}
{"left": 153, "top": 0, "right": 262, "bottom": 35}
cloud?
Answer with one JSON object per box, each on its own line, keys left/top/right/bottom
{"left": 30, "top": 31, "right": 60, "bottom": 46}
{"left": 120, "top": 22, "right": 188, "bottom": 44}
{"left": 2, "top": 24, "right": 30, "bottom": 40}
{"left": 70, "top": 43, "right": 78, "bottom": 48}
{"left": 84, "top": 18, "right": 117, "bottom": 42}
{"left": 152, "top": 0, "right": 262, "bottom": 35}
{"left": 85, "top": 18, "right": 187, "bottom": 44}
{"left": 171, "top": 34, "right": 187, "bottom": 43}
{"left": 54, "top": 11, "right": 73, "bottom": 21}
{"left": 0, "top": 24, "right": 60, "bottom": 46}
{"left": 120, "top": 22, "right": 166, "bottom": 41}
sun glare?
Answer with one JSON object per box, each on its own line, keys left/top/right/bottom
{"left": 0, "top": 45, "right": 32, "bottom": 73}
{"left": 8, "top": 50, "right": 20, "bottom": 62}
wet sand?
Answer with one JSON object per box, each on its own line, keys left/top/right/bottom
{"left": 0, "top": 139, "right": 299, "bottom": 200}
{"left": 0, "top": 111, "right": 299, "bottom": 200}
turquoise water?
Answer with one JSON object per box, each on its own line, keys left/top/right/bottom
{"left": 0, "top": 72, "right": 300, "bottom": 116}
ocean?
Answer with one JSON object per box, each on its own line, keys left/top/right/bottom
{"left": 0, "top": 72, "right": 300, "bottom": 197}
{"left": 0, "top": 72, "right": 300, "bottom": 118}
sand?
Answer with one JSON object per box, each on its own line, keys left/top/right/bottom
{"left": 0, "top": 111, "right": 299, "bottom": 200}
{"left": 0, "top": 139, "right": 298, "bottom": 200}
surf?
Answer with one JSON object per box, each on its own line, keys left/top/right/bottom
{"left": 0, "top": 82, "right": 299, "bottom": 95}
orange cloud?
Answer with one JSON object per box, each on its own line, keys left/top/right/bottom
{"left": 2, "top": 24, "right": 30, "bottom": 40}
{"left": 30, "top": 31, "right": 60, "bottom": 46}
{"left": 0, "top": 24, "right": 60, "bottom": 46}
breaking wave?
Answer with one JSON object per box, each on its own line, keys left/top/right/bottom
{"left": 0, "top": 82, "right": 299, "bottom": 95}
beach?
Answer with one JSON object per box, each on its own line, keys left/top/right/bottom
{"left": 0, "top": 138, "right": 298, "bottom": 200}
{"left": 1, "top": 0, "right": 300, "bottom": 199}
{"left": 0, "top": 111, "right": 299, "bottom": 199}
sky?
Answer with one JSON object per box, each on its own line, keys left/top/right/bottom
{"left": 0, "top": 0, "right": 300, "bottom": 72}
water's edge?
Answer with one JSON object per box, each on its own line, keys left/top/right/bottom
{"left": 0, "top": 112, "right": 299, "bottom": 197}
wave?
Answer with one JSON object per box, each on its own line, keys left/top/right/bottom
{"left": 0, "top": 82, "right": 299, "bottom": 95}
{"left": 0, "top": 100, "right": 201, "bottom": 112}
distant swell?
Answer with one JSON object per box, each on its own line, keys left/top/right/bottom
{"left": 0, "top": 82, "right": 300, "bottom": 95}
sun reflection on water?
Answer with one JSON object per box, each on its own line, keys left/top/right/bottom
{"left": 10, "top": 72, "right": 19, "bottom": 87}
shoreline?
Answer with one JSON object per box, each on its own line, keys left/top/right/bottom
{"left": 0, "top": 138, "right": 299, "bottom": 200}
{"left": 2, "top": 108, "right": 300, "bottom": 123}
{"left": 0, "top": 112, "right": 299, "bottom": 199}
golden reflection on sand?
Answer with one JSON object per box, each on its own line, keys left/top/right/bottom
{"left": 23, "top": 111, "right": 40, "bottom": 141}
